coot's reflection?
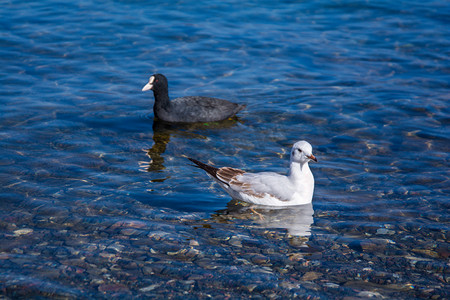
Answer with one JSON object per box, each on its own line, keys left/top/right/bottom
{"left": 214, "top": 200, "right": 314, "bottom": 237}
{"left": 144, "top": 118, "right": 242, "bottom": 172}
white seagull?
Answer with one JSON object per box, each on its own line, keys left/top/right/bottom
{"left": 188, "top": 140, "right": 317, "bottom": 206}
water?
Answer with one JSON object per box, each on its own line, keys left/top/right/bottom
{"left": 1, "top": 0, "right": 449, "bottom": 298}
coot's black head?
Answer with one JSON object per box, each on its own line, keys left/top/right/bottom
{"left": 142, "top": 74, "right": 168, "bottom": 93}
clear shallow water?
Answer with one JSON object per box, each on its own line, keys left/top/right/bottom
{"left": 1, "top": 0, "right": 449, "bottom": 298}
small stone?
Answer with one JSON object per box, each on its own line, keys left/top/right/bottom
{"left": 13, "top": 228, "right": 33, "bottom": 236}
{"left": 302, "top": 271, "right": 322, "bottom": 281}
{"left": 91, "top": 279, "right": 105, "bottom": 285}
{"left": 280, "top": 281, "right": 300, "bottom": 289}
{"left": 188, "top": 275, "right": 203, "bottom": 280}
{"left": 98, "top": 283, "right": 129, "bottom": 293}
{"left": 107, "top": 243, "right": 125, "bottom": 253}
{"left": 357, "top": 291, "right": 385, "bottom": 298}
{"left": 349, "top": 239, "right": 387, "bottom": 253}
{"left": 167, "top": 249, "right": 187, "bottom": 256}
{"left": 412, "top": 249, "right": 439, "bottom": 258}
{"left": 121, "top": 228, "right": 142, "bottom": 236}
{"left": 228, "top": 236, "right": 242, "bottom": 247}
{"left": 111, "top": 220, "right": 147, "bottom": 229}
{"left": 288, "top": 253, "right": 304, "bottom": 261}
{"left": 246, "top": 284, "right": 258, "bottom": 292}
{"left": 142, "top": 266, "right": 153, "bottom": 275}
{"left": 87, "top": 245, "right": 98, "bottom": 252}
{"left": 436, "top": 244, "right": 450, "bottom": 259}
{"left": 324, "top": 282, "right": 340, "bottom": 288}
{"left": 376, "top": 228, "right": 395, "bottom": 235}
{"left": 184, "top": 248, "right": 201, "bottom": 258}
{"left": 250, "top": 255, "right": 269, "bottom": 265}
{"left": 139, "top": 284, "right": 160, "bottom": 292}
{"left": 289, "top": 236, "right": 308, "bottom": 247}
{"left": 196, "top": 258, "right": 218, "bottom": 270}
{"left": 189, "top": 240, "right": 199, "bottom": 247}
{"left": 121, "top": 260, "right": 138, "bottom": 270}
{"left": 11, "top": 248, "right": 23, "bottom": 254}
{"left": 99, "top": 252, "right": 116, "bottom": 259}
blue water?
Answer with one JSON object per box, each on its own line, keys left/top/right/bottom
{"left": 1, "top": 0, "right": 449, "bottom": 298}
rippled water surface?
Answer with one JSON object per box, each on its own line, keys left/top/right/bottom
{"left": 1, "top": 0, "right": 449, "bottom": 298}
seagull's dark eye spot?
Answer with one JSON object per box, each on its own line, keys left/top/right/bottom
{"left": 297, "top": 148, "right": 302, "bottom": 153}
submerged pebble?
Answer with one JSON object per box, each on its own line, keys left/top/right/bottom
{"left": 13, "top": 228, "right": 33, "bottom": 236}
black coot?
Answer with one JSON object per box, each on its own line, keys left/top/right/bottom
{"left": 142, "top": 74, "right": 245, "bottom": 123}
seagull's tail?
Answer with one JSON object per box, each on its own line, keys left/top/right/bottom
{"left": 188, "top": 157, "right": 219, "bottom": 179}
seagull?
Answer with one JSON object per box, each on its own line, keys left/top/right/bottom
{"left": 142, "top": 74, "right": 245, "bottom": 123}
{"left": 188, "top": 141, "right": 317, "bottom": 206}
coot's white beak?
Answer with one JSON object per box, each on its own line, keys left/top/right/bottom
{"left": 142, "top": 76, "right": 155, "bottom": 91}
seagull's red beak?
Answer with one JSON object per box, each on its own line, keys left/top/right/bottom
{"left": 307, "top": 154, "right": 317, "bottom": 162}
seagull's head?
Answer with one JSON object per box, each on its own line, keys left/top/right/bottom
{"left": 290, "top": 140, "right": 317, "bottom": 164}
{"left": 142, "top": 73, "right": 168, "bottom": 93}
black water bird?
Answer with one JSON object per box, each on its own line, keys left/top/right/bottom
{"left": 142, "top": 74, "right": 245, "bottom": 123}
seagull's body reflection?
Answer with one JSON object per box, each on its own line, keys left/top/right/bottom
{"left": 214, "top": 200, "right": 314, "bottom": 237}
{"left": 144, "top": 118, "right": 242, "bottom": 173}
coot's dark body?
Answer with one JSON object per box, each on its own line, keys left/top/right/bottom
{"left": 142, "top": 74, "right": 245, "bottom": 123}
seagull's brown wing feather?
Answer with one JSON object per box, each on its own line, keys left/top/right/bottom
{"left": 189, "top": 158, "right": 245, "bottom": 187}
{"left": 188, "top": 158, "right": 268, "bottom": 199}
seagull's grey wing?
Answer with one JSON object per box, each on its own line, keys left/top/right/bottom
{"left": 230, "top": 172, "right": 295, "bottom": 202}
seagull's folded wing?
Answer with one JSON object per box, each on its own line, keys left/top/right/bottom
{"left": 224, "top": 172, "right": 295, "bottom": 202}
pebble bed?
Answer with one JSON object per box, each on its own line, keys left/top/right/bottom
{"left": 1, "top": 199, "right": 448, "bottom": 299}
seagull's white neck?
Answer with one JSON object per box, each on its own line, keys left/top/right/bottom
{"left": 288, "top": 160, "right": 315, "bottom": 202}
{"left": 288, "top": 160, "right": 310, "bottom": 179}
